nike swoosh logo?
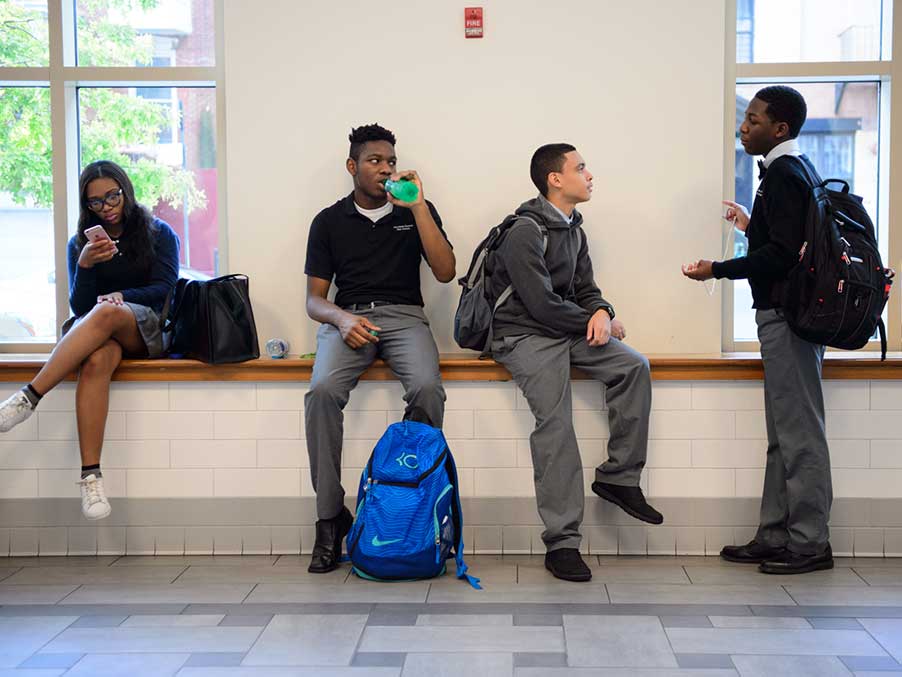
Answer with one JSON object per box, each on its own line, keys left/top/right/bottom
{"left": 371, "top": 535, "right": 402, "bottom": 547}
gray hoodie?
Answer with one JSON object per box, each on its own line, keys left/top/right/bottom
{"left": 489, "top": 195, "right": 614, "bottom": 340}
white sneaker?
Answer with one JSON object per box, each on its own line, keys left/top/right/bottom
{"left": 78, "top": 474, "right": 112, "bottom": 520}
{"left": 0, "top": 391, "right": 34, "bottom": 433}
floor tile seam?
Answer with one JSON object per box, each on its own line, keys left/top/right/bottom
{"left": 239, "top": 582, "right": 258, "bottom": 605}
{"left": 20, "top": 612, "right": 82, "bottom": 667}
{"left": 54, "top": 583, "right": 83, "bottom": 606}
{"left": 681, "top": 565, "right": 698, "bottom": 585}
{"left": 658, "top": 614, "right": 683, "bottom": 668}
{"left": 232, "top": 623, "right": 268, "bottom": 665}
{"left": 855, "top": 624, "right": 902, "bottom": 663}
{"left": 169, "top": 565, "right": 191, "bottom": 584}
{"left": 780, "top": 584, "right": 802, "bottom": 606}
{"left": 350, "top": 610, "right": 379, "bottom": 668}
{"left": 849, "top": 567, "right": 874, "bottom": 586}
{"left": 0, "top": 567, "right": 23, "bottom": 583}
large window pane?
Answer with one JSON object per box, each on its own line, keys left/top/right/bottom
{"left": 737, "top": 0, "right": 883, "bottom": 63}
{"left": 0, "top": 87, "right": 55, "bottom": 342}
{"left": 733, "top": 82, "right": 880, "bottom": 341}
{"left": 0, "top": 0, "right": 49, "bottom": 67}
{"left": 77, "top": 0, "right": 214, "bottom": 67}
{"left": 79, "top": 86, "right": 218, "bottom": 277}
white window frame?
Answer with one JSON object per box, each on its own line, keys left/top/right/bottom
{"left": 722, "top": 0, "right": 901, "bottom": 354}
{"left": 0, "top": 0, "right": 227, "bottom": 352}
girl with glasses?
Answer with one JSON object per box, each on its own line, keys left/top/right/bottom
{"left": 0, "top": 160, "right": 180, "bottom": 520}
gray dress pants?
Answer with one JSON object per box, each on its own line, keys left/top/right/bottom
{"left": 492, "top": 333, "right": 651, "bottom": 551}
{"left": 755, "top": 308, "right": 832, "bottom": 555}
{"left": 304, "top": 304, "right": 446, "bottom": 520}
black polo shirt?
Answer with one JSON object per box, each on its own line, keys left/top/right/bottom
{"left": 304, "top": 192, "right": 451, "bottom": 308}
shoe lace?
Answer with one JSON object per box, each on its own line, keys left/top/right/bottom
{"left": 12, "top": 395, "right": 31, "bottom": 416}
{"left": 78, "top": 477, "right": 104, "bottom": 505}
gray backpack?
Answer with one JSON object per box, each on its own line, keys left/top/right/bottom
{"left": 453, "top": 215, "right": 545, "bottom": 354}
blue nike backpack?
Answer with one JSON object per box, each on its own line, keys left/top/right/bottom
{"left": 347, "top": 421, "right": 480, "bottom": 589}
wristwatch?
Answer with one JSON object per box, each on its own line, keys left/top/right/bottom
{"left": 602, "top": 306, "right": 615, "bottom": 320}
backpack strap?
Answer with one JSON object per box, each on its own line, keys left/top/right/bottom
{"left": 787, "top": 155, "right": 825, "bottom": 191}
{"left": 480, "top": 216, "right": 547, "bottom": 356}
{"left": 444, "top": 452, "right": 482, "bottom": 590}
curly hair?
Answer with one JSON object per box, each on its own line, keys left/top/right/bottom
{"left": 348, "top": 123, "right": 397, "bottom": 161}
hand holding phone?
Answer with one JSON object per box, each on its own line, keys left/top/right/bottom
{"left": 79, "top": 225, "right": 119, "bottom": 269}
{"left": 84, "top": 225, "right": 112, "bottom": 243}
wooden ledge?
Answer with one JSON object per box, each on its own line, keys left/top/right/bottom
{"left": 1, "top": 352, "right": 901, "bottom": 382}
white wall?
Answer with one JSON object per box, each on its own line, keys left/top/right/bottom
{"left": 224, "top": 0, "right": 727, "bottom": 355}
{"left": 2, "top": 379, "right": 900, "bottom": 556}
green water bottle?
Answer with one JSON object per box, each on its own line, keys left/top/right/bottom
{"left": 384, "top": 178, "right": 419, "bottom": 202}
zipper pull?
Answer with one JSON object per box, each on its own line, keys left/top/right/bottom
{"left": 838, "top": 279, "right": 845, "bottom": 293}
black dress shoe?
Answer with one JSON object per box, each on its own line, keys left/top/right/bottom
{"left": 721, "top": 540, "right": 786, "bottom": 564}
{"left": 759, "top": 544, "right": 833, "bottom": 575}
{"left": 545, "top": 548, "right": 592, "bottom": 582}
{"left": 591, "top": 481, "right": 663, "bottom": 525}
{"left": 308, "top": 506, "right": 353, "bottom": 574}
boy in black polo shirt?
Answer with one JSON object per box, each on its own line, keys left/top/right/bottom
{"left": 303, "top": 124, "right": 455, "bottom": 573}
{"left": 683, "top": 86, "right": 833, "bottom": 575}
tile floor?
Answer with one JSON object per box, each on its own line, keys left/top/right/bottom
{"left": 0, "top": 554, "right": 899, "bottom": 675}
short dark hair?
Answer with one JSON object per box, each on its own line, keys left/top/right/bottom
{"left": 755, "top": 86, "right": 808, "bottom": 139}
{"left": 530, "top": 143, "right": 576, "bottom": 197}
{"left": 348, "top": 123, "right": 396, "bottom": 161}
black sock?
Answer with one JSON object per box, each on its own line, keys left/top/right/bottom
{"left": 22, "top": 384, "right": 42, "bottom": 408}
{"left": 81, "top": 464, "right": 102, "bottom": 479}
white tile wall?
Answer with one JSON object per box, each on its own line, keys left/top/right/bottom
{"left": 38, "top": 411, "right": 126, "bottom": 441}
{"left": 169, "top": 383, "right": 256, "bottom": 411}
{"left": 38, "top": 469, "right": 126, "bottom": 498}
{"left": 109, "top": 383, "right": 170, "bottom": 411}
{"left": 171, "top": 440, "right": 255, "bottom": 468}
{"left": 0, "top": 380, "right": 896, "bottom": 504}
{"left": 126, "top": 469, "right": 214, "bottom": 497}
{"left": 213, "top": 468, "right": 300, "bottom": 497}
{"left": 213, "top": 411, "right": 301, "bottom": 440}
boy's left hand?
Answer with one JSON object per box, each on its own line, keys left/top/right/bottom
{"left": 682, "top": 260, "right": 714, "bottom": 281}
{"left": 385, "top": 170, "right": 425, "bottom": 208}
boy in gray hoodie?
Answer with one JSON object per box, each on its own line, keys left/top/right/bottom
{"left": 489, "top": 143, "right": 662, "bottom": 582}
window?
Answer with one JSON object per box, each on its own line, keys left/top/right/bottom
{"left": 737, "top": 0, "right": 884, "bottom": 63}
{"left": 726, "top": 0, "right": 897, "bottom": 352}
{"left": 0, "top": 0, "right": 49, "bottom": 67}
{"left": 76, "top": 0, "right": 214, "bottom": 67}
{"left": 0, "top": 87, "right": 54, "bottom": 342}
{"left": 0, "top": 0, "right": 222, "bottom": 349}
{"left": 79, "top": 86, "right": 218, "bottom": 275}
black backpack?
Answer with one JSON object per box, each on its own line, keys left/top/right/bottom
{"left": 453, "top": 215, "right": 545, "bottom": 353}
{"left": 779, "top": 158, "right": 894, "bottom": 359}
{"left": 161, "top": 274, "right": 260, "bottom": 364}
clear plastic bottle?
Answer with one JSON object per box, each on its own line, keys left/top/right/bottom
{"left": 384, "top": 178, "right": 419, "bottom": 202}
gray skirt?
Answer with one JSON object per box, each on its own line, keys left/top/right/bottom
{"left": 61, "top": 302, "right": 166, "bottom": 358}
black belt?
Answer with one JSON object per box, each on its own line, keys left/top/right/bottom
{"left": 343, "top": 301, "right": 395, "bottom": 311}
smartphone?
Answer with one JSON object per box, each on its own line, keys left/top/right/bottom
{"left": 84, "top": 225, "right": 111, "bottom": 243}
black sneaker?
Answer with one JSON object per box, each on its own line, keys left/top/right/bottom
{"left": 759, "top": 544, "right": 834, "bottom": 575}
{"left": 591, "top": 481, "right": 663, "bottom": 525}
{"left": 544, "top": 548, "right": 592, "bottom": 582}
{"left": 721, "top": 539, "right": 786, "bottom": 564}
{"left": 308, "top": 506, "right": 353, "bottom": 574}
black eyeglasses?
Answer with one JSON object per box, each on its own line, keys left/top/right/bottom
{"left": 86, "top": 189, "right": 123, "bottom": 212}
